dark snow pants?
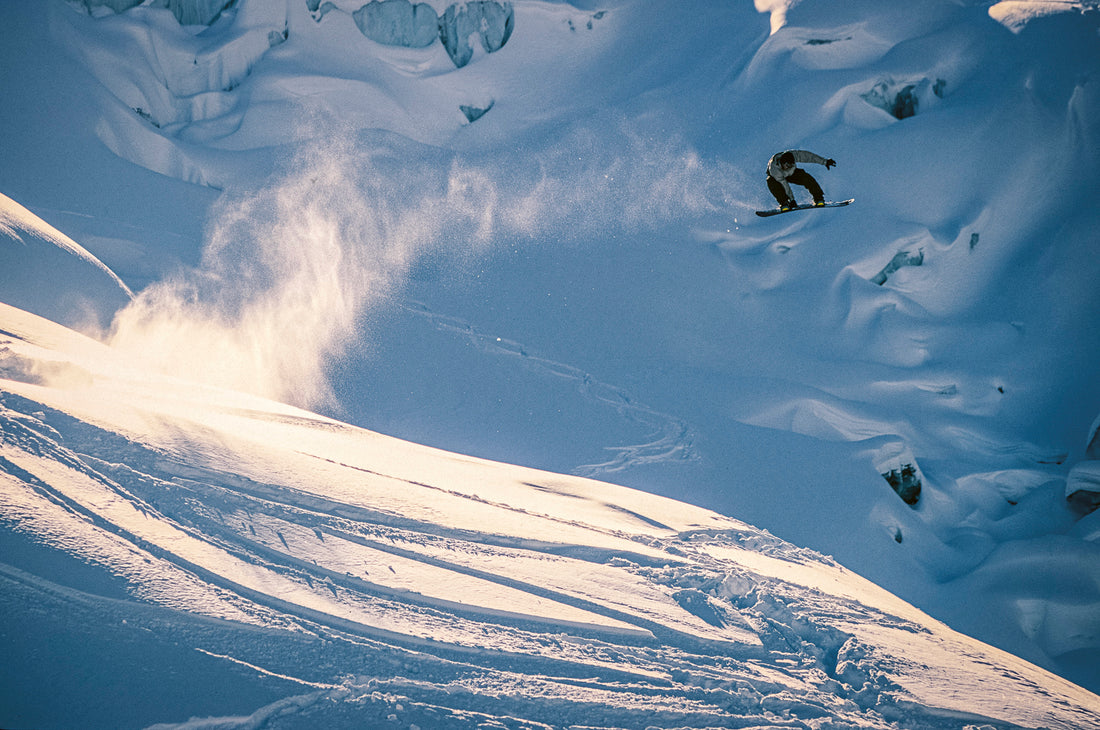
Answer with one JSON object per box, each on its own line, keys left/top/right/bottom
{"left": 767, "top": 169, "right": 824, "bottom": 206}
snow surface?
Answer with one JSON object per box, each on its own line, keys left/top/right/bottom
{"left": 2, "top": 0, "right": 1100, "bottom": 727}
{"left": 0, "top": 191, "right": 132, "bottom": 333}
{"left": 3, "top": 299, "right": 1099, "bottom": 728}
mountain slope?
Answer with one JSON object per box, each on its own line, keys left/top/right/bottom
{"left": 2, "top": 0, "right": 1100, "bottom": 724}
{"left": 2, "top": 300, "right": 1099, "bottom": 728}
{"left": 0, "top": 192, "right": 131, "bottom": 332}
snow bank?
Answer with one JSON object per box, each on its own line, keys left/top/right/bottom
{"left": 0, "top": 192, "right": 131, "bottom": 333}
{"left": 1067, "top": 414, "right": 1100, "bottom": 512}
{"left": 989, "top": 0, "right": 1100, "bottom": 33}
{"left": 3, "top": 301, "right": 1100, "bottom": 729}
{"left": 50, "top": 0, "right": 288, "bottom": 185}
{"left": 83, "top": 0, "right": 237, "bottom": 26}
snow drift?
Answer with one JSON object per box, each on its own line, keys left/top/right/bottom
{"left": 0, "top": 192, "right": 131, "bottom": 333}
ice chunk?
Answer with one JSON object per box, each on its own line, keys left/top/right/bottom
{"left": 460, "top": 100, "right": 494, "bottom": 123}
{"left": 352, "top": 0, "right": 440, "bottom": 49}
{"left": 882, "top": 463, "right": 922, "bottom": 506}
{"left": 1068, "top": 462, "right": 1100, "bottom": 495}
{"left": 166, "top": 0, "right": 237, "bottom": 26}
{"left": 439, "top": 1, "right": 514, "bottom": 68}
{"left": 871, "top": 248, "right": 924, "bottom": 285}
{"left": 1086, "top": 413, "right": 1100, "bottom": 459}
{"left": 861, "top": 77, "right": 946, "bottom": 120}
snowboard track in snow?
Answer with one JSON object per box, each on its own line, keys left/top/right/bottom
{"left": 404, "top": 299, "right": 697, "bottom": 478}
{"left": 3, "top": 383, "right": 1099, "bottom": 729}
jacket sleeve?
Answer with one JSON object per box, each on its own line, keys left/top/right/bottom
{"left": 766, "top": 153, "right": 794, "bottom": 200}
{"left": 792, "top": 150, "right": 828, "bottom": 166}
{"left": 766, "top": 153, "right": 781, "bottom": 179}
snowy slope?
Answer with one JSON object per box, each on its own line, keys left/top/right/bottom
{"left": 2, "top": 0, "right": 1100, "bottom": 725}
{"left": 2, "top": 300, "right": 1099, "bottom": 728}
{"left": 0, "top": 192, "right": 131, "bottom": 333}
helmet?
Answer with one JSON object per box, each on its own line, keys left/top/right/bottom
{"left": 779, "top": 151, "right": 796, "bottom": 167}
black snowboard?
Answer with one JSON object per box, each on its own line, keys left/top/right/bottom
{"left": 756, "top": 199, "right": 854, "bottom": 218}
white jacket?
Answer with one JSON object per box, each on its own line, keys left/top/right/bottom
{"left": 766, "top": 150, "right": 828, "bottom": 198}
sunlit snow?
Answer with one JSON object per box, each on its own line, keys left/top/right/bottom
{"left": 2, "top": 0, "right": 1099, "bottom": 727}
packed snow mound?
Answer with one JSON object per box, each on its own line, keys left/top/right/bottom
{"left": 989, "top": 0, "right": 1100, "bottom": 33}
{"left": 52, "top": 0, "right": 290, "bottom": 185}
{"left": 3, "top": 300, "right": 1100, "bottom": 729}
{"left": 1067, "top": 413, "right": 1100, "bottom": 512}
{"left": 50, "top": 0, "right": 601, "bottom": 183}
{"left": 0, "top": 192, "right": 131, "bottom": 334}
{"left": 82, "top": 0, "right": 239, "bottom": 26}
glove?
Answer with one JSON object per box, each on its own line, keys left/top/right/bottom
{"left": 825, "top": 158, "right": 836, "bottom": 170}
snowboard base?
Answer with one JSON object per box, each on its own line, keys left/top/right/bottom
{"left": 756, "top": 199, "right": 854, "bottom": 217}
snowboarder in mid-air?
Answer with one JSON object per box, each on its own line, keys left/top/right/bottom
{"left": 766, "top": 149, "right": 836, "bottom": 211}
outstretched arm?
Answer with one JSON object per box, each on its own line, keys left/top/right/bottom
{"left": 791, "top": 150, "right": 834, "bottom": 168}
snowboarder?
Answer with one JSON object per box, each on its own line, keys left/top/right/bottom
{"left": 766, "top": 150, "right": 836, "bottom": 211}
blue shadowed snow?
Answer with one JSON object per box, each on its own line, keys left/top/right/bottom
{"left": 2, "top": 0, "right": 1100, "bottom": 726}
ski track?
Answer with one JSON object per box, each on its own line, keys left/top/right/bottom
{"left": 7, "top": 386, "right": 1095, "bottom": 729}
{"left": 403, "top": 299, "right": 696, "bottom": 477}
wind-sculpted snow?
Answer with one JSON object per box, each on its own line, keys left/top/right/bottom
{"left": 0, "top": 192, "right": 131, "bottom": 333}
{"left": 82, "top": 0, "right": 241, "bottom": 26}
{"left": 3, "top": 302, "right": 1100, "bottom": 728}
{"left": 51, "top": 0, "right": 289, "bottom": 185}
{"left": 989, "top": 1, "right": 1100, "bottom": 32}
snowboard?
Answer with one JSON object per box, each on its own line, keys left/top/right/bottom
{"left": 755, "top": 199, "right": 854, "bottom": 217}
